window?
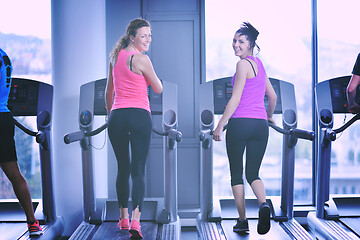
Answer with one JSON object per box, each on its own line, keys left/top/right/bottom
{"left": 318, "top": 0, "right": 360, "bottom": 196}
{"left": 0, "top": 0, "right": 51, "bottom": 200}
{"left": 206, "top": 0, "right": 313, "bottom": 204}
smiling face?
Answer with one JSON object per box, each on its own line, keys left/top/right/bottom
{"left": 232, "top": 33, "right": 252, "bottom": 58}
{"left": 130, "top": 26, "right": 152, "bottom": 52}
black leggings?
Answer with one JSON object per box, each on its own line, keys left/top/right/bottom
{"left": 108, "top": 108, "right": 152, "bottom": 212}
{"left": 226, "top": 118, "right": 269, "bottom": 186}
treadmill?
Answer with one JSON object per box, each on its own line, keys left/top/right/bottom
{"left": 64, "top": 79, "right": 182, "bottom": 240}
{"left": 197, "top": 77, "right": 315, "bottom": 239}
{"left": 307, "top": 75, "right": 360, "bottom": 239}
{"left": 1, "top": 78, "right": 64, "bottom": 240}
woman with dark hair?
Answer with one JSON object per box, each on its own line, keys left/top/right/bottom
{"left": 213, "top": 22, "right": 277, "bottom": 235}
{"left": 105, "top": 18, "right": 162, "bottom": 239}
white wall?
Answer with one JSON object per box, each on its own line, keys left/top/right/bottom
{"left": 51, "top": 0, "right": 106, "bottom": 235}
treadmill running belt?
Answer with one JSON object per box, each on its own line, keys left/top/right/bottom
{"left": 341, "top": 217, "right": 360, "bottom": 237}
{"left": 91, "top": 221, "right": 158, "bottom": 240}
{"left": 221, "top": 219, "right": 292, "bottom": 240}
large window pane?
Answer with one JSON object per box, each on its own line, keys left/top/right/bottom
{"left": 0, "top": 0, "right": 51, "bottom": 200}
{"left": 318, "top": 0, "right": 360, "bottom": 195}
{"left": 206, "top": 0, "right": 313, "bottom": 204}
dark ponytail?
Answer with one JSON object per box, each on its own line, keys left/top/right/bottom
{"left": 236, "top": 22, "right": 260, "bottom": 53}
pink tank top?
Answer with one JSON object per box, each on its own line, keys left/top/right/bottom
{"left": 231, "top": 56, "right": 267, "bottom": 120}
{"left": 111, "top": 50, "right": 150, "bottom": 112}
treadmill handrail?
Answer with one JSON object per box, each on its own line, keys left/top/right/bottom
{"left": 86, "top": 123, "right": 108, "bottom": 137}
{"left": 333, "top": 113, "right": 360, "bottom": 134}
{"left": 152, "top": 127, "right": 182, "bottom": 142}
{"left": 269, "top": 122, "right": 315, "bottom": 141}
{"left": 14, "top": 118, "right": 58, "bottom": 145}
{"left": 199, "top": 124, "right": 228, "bottom": 142}
{"left": 13, "top": 118, "right": 45, "bottom": 143}
{"left": 152, "top": 127, "right": 168, "bottom": 136}
{"left": 65, "top": 124, "right": 183, "bottom": 144}
{"left": 13, "top": 118, "right": 38, "bottom": 136}
{"left": 210, "top": 124, "right": 228, "bottom": 136}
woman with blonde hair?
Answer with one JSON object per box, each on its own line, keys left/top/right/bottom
{"left": 105, "top": 18, "right": 162, "bottom": 239}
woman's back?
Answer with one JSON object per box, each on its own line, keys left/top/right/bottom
{"left": 231, "top": 56, "right": 267, "bottom": 120}
{"left": 111, "top": 49, "right": 150, "bottom": 112}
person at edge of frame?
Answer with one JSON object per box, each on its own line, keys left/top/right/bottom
{"left": 0, "top": 48, "right": 43, "bottom": 237}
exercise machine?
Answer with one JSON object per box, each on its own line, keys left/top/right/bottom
{"left": 64, "top": 79, "right": 182, "bottom": 239}
{"left": 1, "top": 78, "right": 64, "bottom": 240}
{"left": 197, "top": 77, "right": 315, "bottom": 239}
{"left": 308, "top": 75, "right": 360, "bottom": 239}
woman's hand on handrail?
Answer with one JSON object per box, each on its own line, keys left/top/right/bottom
{"left": 212, "top": 124, "right": 228, "bottom": 141}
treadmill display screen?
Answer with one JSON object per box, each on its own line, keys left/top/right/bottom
{"left": 92, "top": 78, "right": 163, "bottom": 116}
{"left": 212, "top": 77, "right": 283, "bottom": 114}
{"left": 7, "top": 78, "right": 39, "bottom": 116}
{"left": 148, "top": 86, "right": 162, "bottom": 115}
{"left": 94, "top": 79, "right": 107, "bottom": 116}
{"left": 329, "top": 76, "right": 360, "bottom": 113}
{"left": 213, "top": 77, "right": 232, "bottom": 115}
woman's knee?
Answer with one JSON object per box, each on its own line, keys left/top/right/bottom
{"left": 131, "top": 173, "right": 145, "bottom": 186}
{"left": 246, "top": 175, "right": 261, "bottom": 185}
{"left": 9, "top": 172, "right": 27, "bottom": 187}
{"left": 1, "top": 162, "right": 24, "bottom": 183}
{"left": 231, "top": 175, "right": 244, "bottom": 186}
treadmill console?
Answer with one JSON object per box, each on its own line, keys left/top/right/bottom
{"left": 148, "top": 86, "right": 162, "bottom": 115}
{"left": 211, "top": 77, "right": 283, "bottom": 114}
{"left": 93, "top": 79, "right": 107, "bottom": 115}
{"left": 7, "top": 78, "right": 53, "bottom": 117}
{"left": 327, "top": 76, "right": 360, "bottom": 113}
{"left": 86, "top": 78, "right": 164, "bottom": 117}
{"left": 212, "top": 77, "right": 233, "bottom": 115}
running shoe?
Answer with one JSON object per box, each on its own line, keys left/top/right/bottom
{"left": 117, "top": 217, "right": 130, "bottom": 230}
{"left": 129, "top": 219, "right": 143, "bottom": 239}
{"left": 28, "top": 220, "right": 43, "bottom": 236}
{"left": 257, "top": 202, "right": 271, "bottom": 234}
{"left": 233, "top": 218, "right": 249, "bottom": 233}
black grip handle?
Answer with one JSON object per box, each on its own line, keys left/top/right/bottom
{"left": 36, "top": 131, "right": 45, "bottom": 143}
{"left": 199, "top": 129, "right": 211, "bottom": 141}
{"left": 168, "top": 129, "right": 182, "bottom": 142}
{"left": 152, "top": 127, "right": 182, "bottom": 143}
{"left": 269, "top": 122, "right": 315, "bottom": 141}
{"left": 64, "top": 122, "right": 107, "bottom": 144}
{"left": 328, "top": 130, "right": 336, "bottom": 141}
{"left": 291, "top": 128, "right": 315, "bottom": 141}
{"left": 64, "top": 131, "right": 85, "bottom": 144}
